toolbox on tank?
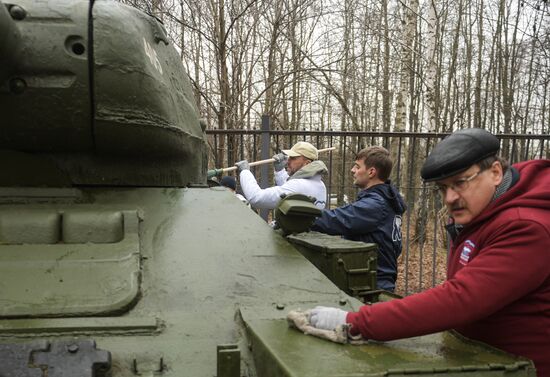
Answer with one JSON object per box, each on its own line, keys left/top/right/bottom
{"left": 287, "top": 231, "right": 378, "bottom": 300}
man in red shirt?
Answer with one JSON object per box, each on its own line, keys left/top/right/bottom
{"left": 308, "top": 128, "right": 550, "bottom": 376}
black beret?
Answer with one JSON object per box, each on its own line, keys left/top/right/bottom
{"left": 421, "top": 128, "right": 500, "bottom": 181}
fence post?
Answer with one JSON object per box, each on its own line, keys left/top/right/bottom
{"left": 259, "top": 115, "right": 270, "bottom": 221}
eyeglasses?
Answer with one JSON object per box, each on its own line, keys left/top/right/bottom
{"left": 434, "top": 170, "right": 483, "bottom": 194}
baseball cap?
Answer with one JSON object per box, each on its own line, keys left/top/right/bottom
{"left": 282, "top": 141, "right": 318, "bottom": 160}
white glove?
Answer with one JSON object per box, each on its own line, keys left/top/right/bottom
{"left": 235, "top": 160, "right": 250, "bottom": 173}
{"left": 272, "top": 153, "right": 288, "bottom": 172}
{"left": 309, "top": 306, "right": 348, "bottom": 330}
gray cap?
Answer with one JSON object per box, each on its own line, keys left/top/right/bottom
{"left": 421, "top": 128, "right": 500, "bottom": 182}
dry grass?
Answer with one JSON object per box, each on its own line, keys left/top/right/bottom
{"left": 395, "top": 242, "right": 448, "bottom": 296}
{"left": 394, "top": 212, "right": 449, "bottom": 296}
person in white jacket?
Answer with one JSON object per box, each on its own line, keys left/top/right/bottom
{"left": 235, "top": 141, "right": 328, "bottom": 210}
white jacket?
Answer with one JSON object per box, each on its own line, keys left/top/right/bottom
{"left": 239, "top": 161, "right": 327, "bottom": 210}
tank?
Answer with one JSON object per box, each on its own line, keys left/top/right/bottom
{"left": 0, "top": 1, "right": 536, "bottom": 376}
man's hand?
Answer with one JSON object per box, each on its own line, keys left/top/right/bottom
{"left": 309, "top": 306, "right": 348, "bottom": 330}
{"left": 235, "top": 160, "right": 250, "bottom": 174}
{"left": 272, "top": 153, "right": 288, "bottom": 172}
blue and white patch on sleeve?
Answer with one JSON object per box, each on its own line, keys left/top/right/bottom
{"left": 392, "top": 215, "right": 402, "bottom": 242}
{"left": 459, "top": 240, "right": 476, "bottom": 265}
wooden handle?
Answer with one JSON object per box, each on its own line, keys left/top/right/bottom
{"left": 222, "top": 146, "right": 336, "bottom": 173}
{"left": 222, "top": 158, "right": 275, "bottom": 173}
{"left": 318, "top": 147, "right": 336, "bottom": 153}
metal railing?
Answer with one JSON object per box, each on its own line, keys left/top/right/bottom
{"left": 206, "top": 125, "right": 549, "bottom": 294}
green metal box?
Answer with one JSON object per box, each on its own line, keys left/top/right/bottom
{"left": 287, "top": 231, "right": 378, "bottom": 300}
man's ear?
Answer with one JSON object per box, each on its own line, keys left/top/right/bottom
{"left": 369, "top": 167, "right": 377, "bottom": 178}
{"left": 490, "top": 161, "right": 504, "bottom": 186}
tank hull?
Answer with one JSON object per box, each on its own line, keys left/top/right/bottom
{"left": 0, "top": 187, "right": 535, "bottom": 376}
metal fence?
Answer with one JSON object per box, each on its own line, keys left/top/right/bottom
{"left": 206, "top": 123, "right": 549, "bottom": 295}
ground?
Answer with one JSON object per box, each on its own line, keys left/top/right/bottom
{"left": 394, "top": 214, "right": 449, "bottom": 296}
{"left": 395, "top": 243, "right": 448, "bottom": 296}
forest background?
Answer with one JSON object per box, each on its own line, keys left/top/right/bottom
{"left": 119, "top": 0, "right": 549, "bottom": 139}
{"left": 119, "top": 0, "right": 549, "bottom": 294}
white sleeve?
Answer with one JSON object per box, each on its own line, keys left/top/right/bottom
{"left": 274, "top": 170, "right": 289, "bottom": 186}
{"left": 239, "top": 170, "right": 288, "bottom": 209}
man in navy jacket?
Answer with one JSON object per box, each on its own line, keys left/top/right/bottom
{"left": 311, "top": 146, "right": 406, "bottom": 292}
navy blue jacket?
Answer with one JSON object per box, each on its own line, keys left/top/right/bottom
{"left": 311, "top": 183, "right": 407, "bottom": 291}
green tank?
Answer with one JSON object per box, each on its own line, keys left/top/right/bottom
{"left": 0, "top": 1, "right": 535, "bottom": 375}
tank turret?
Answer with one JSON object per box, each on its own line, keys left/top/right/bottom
{"left": 0, "top": 0, "right": 206, "bottom": 187}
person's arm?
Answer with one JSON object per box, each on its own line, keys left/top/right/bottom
{"left": 239, "top": 170, "right": 289, "bottom": 209}
{"left": 311, "top": 193, "right": 386, "bottom": 236}
{"left": 274, "top": 169, "right": 289, "bottom": 186}
{"left": 273, "top": 153, "right": 289, "bottom": 186}
{"left": 346, "top": 219, "right": 550, "bottom": 340}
